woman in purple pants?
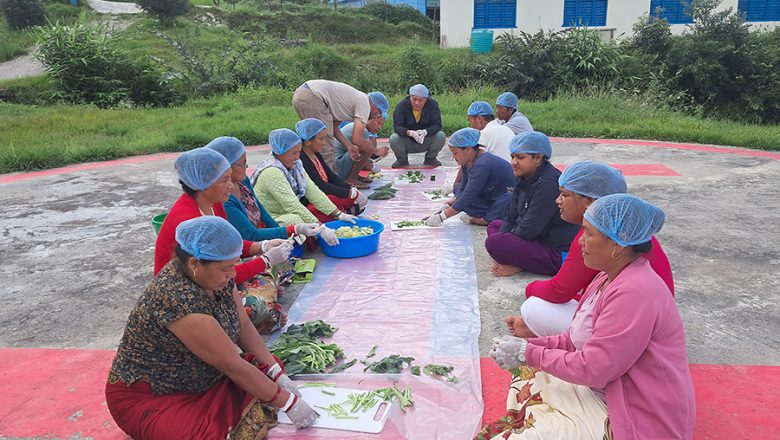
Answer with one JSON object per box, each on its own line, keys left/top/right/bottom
{"left": 487, "top": 131, "right": 579, "bottom": 277}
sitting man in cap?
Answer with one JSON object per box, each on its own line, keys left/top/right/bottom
{"left": 495, "top": 92, "right": 533, "bottom": 135}
{"left": 467, "top": 101, "right": 514, "bottom": 163}
{"left": 389, "top": 84, "right": 446, "bottom": 168}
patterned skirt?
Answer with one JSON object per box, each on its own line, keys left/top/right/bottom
{"left": 477, "top": 366, "right": 611, "bottom": 440}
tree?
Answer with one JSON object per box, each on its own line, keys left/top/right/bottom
{"left": 136, "top": 0, "right": 190, "bottom": 26}
{"left": 0, "top": 0, "right": 45, "bottom": 29}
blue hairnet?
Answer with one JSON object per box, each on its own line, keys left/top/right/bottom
{"left": 174, "top": 147, "right": 231, "bottom": 191}
{"left": 269, "top": 129, "right": 302, "bottom": 155}
{"left": 295, "top": 118, "right": 327, "bottom": 141}
{"left": 175, "top": 216, "right": 243, "bottom": 261}
{"left": 447, "top": 127, "right": 481, "bottom": 148}
{"left": 559, "top": 161, "right": 627, "bottom": 199}
{"left": 584, "top": 194, "right": 665, "bottom": 247}
{"left": 496, "top": 92, "right": 518, "bottom": 109}
{"left": 509, "top": 131, "right": 552, "bottom": 158}
{"left": 409, "top": 84, "right": 429, "bottom": 98}
{"left": 368, "top": 92, "right": 389, "bottom": 119}
{"left": 467, "top": 101, "right": 494, "bottom": 116}
{"left": 205, "top": 136, "right": 246, "bottom": 165}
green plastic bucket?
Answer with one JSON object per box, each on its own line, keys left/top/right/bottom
{"left": 151, "top": 212, "right": 168, "bottom": 235}
{"left": 471, "top": 29, "right": 494, "bottom": 53}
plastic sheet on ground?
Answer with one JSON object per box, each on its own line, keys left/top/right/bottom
{"left": 269, "top": 167, "right": 483, "bottom": 439}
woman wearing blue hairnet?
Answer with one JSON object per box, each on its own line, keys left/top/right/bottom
{"left": 206, "top": 136, "right": 330, "bottom": 244}
{"left": 484, "top": 194, "right": 694, "bottom": 440}
{"left": 486, "top": 132, "right": 579, "bottom": 277}
{"left": 423, "top": 128, "right": 514, "bottom": 227}
{"left": 252, "top": 129, "right": 358, "bottom": 232}
{"left": 295, "top": 119, "right": 368, "bottom": 220}
{"left": 504, "top": 161, "right": 675, "bottom": 338}
{"left": 154, "top": 147, "right": 293, "bottom": 289}
{"left": 108, "top": 217, "right": 318, "bottom": 439}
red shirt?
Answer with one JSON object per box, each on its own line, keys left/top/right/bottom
{"left": 525, "top": 229, "right": 674, "bottom": 303}
{"left": 153, "top": 193, "right": 266, "bottom": 285}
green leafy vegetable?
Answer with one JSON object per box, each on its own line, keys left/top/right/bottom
{"left": 374, "top": 384, "right": 414, "bottom": 411}
{"left": 423, "top": 363, "right": 458, "bottom": 383}
{"left": 396, "top": 220, "right": 425, "bottom": 228}
{"left": 366, "top": 345, "right": 378, "bottom": 358}
{"left": 328, "top": 358, "right": 357, "bottom": 373}
{"left": 363, "top": 354, "right": 415, "bottom": 373}
{"left": 270, "top": 320, "right": 344, "bottom": 376}
{"left": 411, "top": 365, "right": 421, "bottom": 376}
{"left": 398, "top": 170, "right": 424, "bottom": 183}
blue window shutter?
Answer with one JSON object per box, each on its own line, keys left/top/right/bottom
{"left": 473, "top": 0, "right": 517, "bottom": 29}
{"left": 739, "top": 0, "right": 780, "bottom": 21}
{"left": 563, "top": 0, "right": 607, "bottom": 27}
{"left": 650, "top": 0, "right": 693, "bottom": 24}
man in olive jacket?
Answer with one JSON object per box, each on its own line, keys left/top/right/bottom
{"left": 389, "top": 84, "right": 446, "bottom": 168}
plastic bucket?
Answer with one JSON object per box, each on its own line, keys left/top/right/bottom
{"left": 471, "top": 29, "right": 494, "bottom": 53}
{"left": 151, "top": 213, "right": 168, "bottom": 235}
{"left": 318, "top": 219, "right": 384, "bottom": 258}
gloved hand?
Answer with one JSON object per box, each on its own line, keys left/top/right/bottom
{"left": 282, "top": 394, "right": 318, "bottom": 429}
{"left": 434, "top": 204, "right": 449, "bottom": 214}
{"left": 318, "top": 227, "right": 340, "bottom": 246}
{"left": 355, "top": 191, "right": 368, "bottom": 209}
{"left": 337, "top": 212, "right": 357, "bottom": 224}
{"left": 490, "top": 335, "right": 528, "bottom": 371}
{"left": 440, "top": 182, "right": 454, "bottom": 196}
{"left": 267, "top": 363, "right": 301, "bottom": 398}
{"left": 425, "top": 212, "right": 446, "bottom": 227}
{"left": 260, "top": 238, "right": 287, "bottom": 254}
{"left": 459, "top": 212, "right": 473, "bottom": 224}
{"left": 413, "top": 130, "right": 425, "bottom": 144}
{"left": 294, "top": 223, "right": 321, "bottom": 237}
{"left": 262, "top": 241, "right": 292, "bottom": 267}
{"left": 406, "top": 129, "right": 417, "bottom": 139}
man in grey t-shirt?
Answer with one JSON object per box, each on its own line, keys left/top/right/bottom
{"left": 292, "top": 80, "right": 389, "bottom": 169}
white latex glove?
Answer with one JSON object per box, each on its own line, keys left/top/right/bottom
{"left": 267, "top": 363, "right": 301, "bottom": 398}
{"left": 355, "top": 191, "right": 368, "bottom": 208}
{"left": 349, "top": 187, "right": 359, "bottom": 199}
{"left": 294, "top": 223, "right": 321, "bottom": 237}
{"left": 260, "top": 238, "right": 287, "bottom": 254}
{"left": 490, "top": 335, "right": 528, "bottom": 371}
{"left": 413, "top": 130, "right": 425, "bottom": 144}
{"left": 440, "top": 182, "right": 454, "bottom": 196}
{"left": 425, "top": 212, "right": 446, "bottom": 227}
{"left": 262, "top": 242, "right": 292, "bottom": 267}
{"left": 434, "top": 204, "right": 449, "bottom": 214}
{"left": 420, "top": 129, "right": 428, "bottom": 138}
{"left": 318, "top": 227, "right": 340, "bottom": 246}
{"left": 282, "top": 395, "right": 318, "bottom": 429}
{"left": 406, "top": 129, "right": 416, "bottom": 138}
{"left": 337, "top": 212, "right": 357, "bottom": 224}
{"left": 459, "top": 212, "right": 473, "bottom": 224}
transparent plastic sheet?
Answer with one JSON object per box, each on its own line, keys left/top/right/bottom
{"left": 269, "top": 167, "right": 483, "bottom": 439}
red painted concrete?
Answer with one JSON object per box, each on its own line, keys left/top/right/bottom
{"left": 3, "top": 138, "right": 776, "bottom": 185}
{"left": 556, "top": 163, "right": 681, "bottom": 176}
{"left": 551, "top": 137, "right": 780, "bottom": 160}
{"left": 0, "top": 348, "right": 127, "bottom": 439}
{"left": 479, "top": 358, "right": 780, "bottom": 439}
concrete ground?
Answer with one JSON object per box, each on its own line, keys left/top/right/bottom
{"left": 1, "top": 138, "right": 778, "bottom": 369}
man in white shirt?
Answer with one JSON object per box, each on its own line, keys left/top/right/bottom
{"left": 467, "top": 101, "right": 514, "bottom": 163}
{"left": 495, "top": 92, "right": 533, "bottom": 135}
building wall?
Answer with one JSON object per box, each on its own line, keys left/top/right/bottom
{"left": 440, "top": 0, "right": 780, "bottom": 48}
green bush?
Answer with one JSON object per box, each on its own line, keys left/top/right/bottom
{"left": 360, "top": 3, "right": 430, "bottom": 26}
{"left": 36, "top": 21, "right": 182, "bottom": 107}
{"left": 0, "top": 0, "right": 45, "bottom": 29}
{"left": 491, "top": 31, "right": 566, "bottom": 100}
{"left": 136, "top": 0, "right": 189, "bottom": 26}
{"left": 0, "top": 75, "right": 57, "bottom": 105}
{"left": 397, "top": 43, "right": 438, "bottom": 92}
{"left": 289, "top": 44, "right": 350, "bottom": 83}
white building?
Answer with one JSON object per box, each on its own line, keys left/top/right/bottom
{"left": 439, "top": 0, "right": 780, "bottom": 48}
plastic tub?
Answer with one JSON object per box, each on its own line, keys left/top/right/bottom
{"left": 470, "top": 29, "right": 494, "bottom": 53}
{"left": 151, "top": 212, "right": 168, "bottom": 235}
{"left": 318, "top": 219, "right": 384, "bottom": 258}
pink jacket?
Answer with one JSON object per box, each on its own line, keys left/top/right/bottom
{"left": 525, "top": 258, "right": 695, "bottom": 439}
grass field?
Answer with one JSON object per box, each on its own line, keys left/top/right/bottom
{"left": 1, "top": 86, "right": 778, "bottom": 174}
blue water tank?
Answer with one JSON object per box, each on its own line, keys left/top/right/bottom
{"left": 470, "top": 29, "right": 494, "bottom": 53}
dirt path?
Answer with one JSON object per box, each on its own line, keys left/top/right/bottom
{"left": 0, "top": 1, "right": 141, "bottom": 82}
